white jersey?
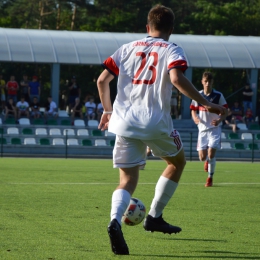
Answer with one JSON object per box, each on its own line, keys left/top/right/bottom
{"left": 48, "top": 101, "right": 57, "bottom": 113}
{"left": 102, "top": 36, "right": 187, "bottom": 139}
{"left": 85, "top": 102, "right": 96, "bottom": 114}
{"left": 16, "top": 101, "right": 29, "bottom": 111}
{"left": 190, "top": 89, "right": 228, "bottom": 132}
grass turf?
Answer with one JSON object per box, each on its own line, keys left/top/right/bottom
{"left": 0, "top": 158, "right": 260, "bottom": 260}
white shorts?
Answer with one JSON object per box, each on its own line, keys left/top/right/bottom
{"left": 113, "top": 129, "right": 183, "bottom": 168}
{"left": 197, "top": 127, "right": 221, "bottom": 151}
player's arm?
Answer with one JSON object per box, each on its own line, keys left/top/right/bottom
{"left": 191, "top": 110, "right": 200, "bottom": 124}
{"left": 97, "top": 69, "right": 114, "bottom": 130}
{"left": 211, "top": 94, "right": 228, "bottom": 126}
{"left": 211, "top": 112, "right": 227, "bottom": 126}
{"left": 169, "top": 69, "right": 226, "bottom": 116}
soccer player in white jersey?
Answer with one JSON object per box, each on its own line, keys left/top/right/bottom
{"left": 190, "top": 72, "right": 228, "bottom": 187}
{"left": 97, "top": 5, "right": 226, "bottom": 255}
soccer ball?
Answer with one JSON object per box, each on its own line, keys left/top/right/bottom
{"left": 122, "top": 198, "right": 146, "bottom": 226}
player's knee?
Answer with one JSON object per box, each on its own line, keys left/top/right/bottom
{"left": 199, "top": 156, "right": 207, "bottom": 161}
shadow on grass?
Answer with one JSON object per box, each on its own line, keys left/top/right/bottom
{"left": 197, "top": 250, "right": 260, "bottom": 255}
{"left": 160, "top": 237, "right": 227, "bottom": 242}
{"left": 131, "top": 253, "right": 260, "bottom": 259}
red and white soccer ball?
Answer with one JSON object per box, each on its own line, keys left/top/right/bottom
{"left": 122, "top": 198, "right": 146, "bottom": 226}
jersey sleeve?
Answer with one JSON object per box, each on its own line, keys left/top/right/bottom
{"left": 219, "top": 94, "right": 228, "bottom": 108}
{"left": 167, "top": 45, "right": 188, "bottom": 73}
{"left": 190, "top": 99, "right": 198, "bottom": 110}
{"left": 102, "top": 46, "right": 123, "bottom": 77}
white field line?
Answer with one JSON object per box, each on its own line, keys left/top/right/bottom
{"left": 3, "top": 182, "right": 260, "bottom": 185}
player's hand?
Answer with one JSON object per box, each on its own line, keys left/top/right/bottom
{"left": 211, "top": 119, "right": 221, "bottom": 126}
{"left": 98, "top": 113, "right": 111, "bottom": 131}
{"left": 205, "top": 103, "right": 227, "bottom": 116}
{"left": 194, "top": 117, "right": 200, "bottom": 125}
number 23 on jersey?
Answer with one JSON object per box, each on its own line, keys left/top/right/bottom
{"left": 132, "top": 52, "right": 158, "bottom": 85}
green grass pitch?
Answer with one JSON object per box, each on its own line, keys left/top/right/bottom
{"left": 1, "top": 158, "right": 260, "bottom": 260}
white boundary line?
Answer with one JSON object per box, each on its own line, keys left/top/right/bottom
{"left": 3, "top": 182, "right": 260, "bottom": 185}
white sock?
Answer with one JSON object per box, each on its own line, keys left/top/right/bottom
{"left": 208, "top": 157, "right": 216, "bottom": 177}
{"left": 110, "top": 189, "right": 131, "bottom": 225}
{"left": 148, "top": 176, "right": 178, "bottom": 218}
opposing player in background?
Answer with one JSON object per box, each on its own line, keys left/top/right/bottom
{"left": 190, "top": 72, "right": 228, "bottom": 187}
{"left": 97, "top": 5, "right": 226, "bottom": 255}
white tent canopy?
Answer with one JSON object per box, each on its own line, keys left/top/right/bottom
{"left": 0, "top": 28, "right": 259, "bottom": 118}
{"left": 0, "top": 28, "right": 260, "bottom": 68}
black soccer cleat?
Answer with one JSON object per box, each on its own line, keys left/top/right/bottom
{"left": 107, "top": 219, "right": 129, "bottom": 255}
{"left": 143, "top": 214, "right": 182, "bottom": 234}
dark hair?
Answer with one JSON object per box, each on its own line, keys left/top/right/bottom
{"left": 147, "top": 5, "right": 175, "bottom": 34}
{"left": 202, "top": 71, "right": 214, "bottom": 81}
{"left": 21, "top": 95, "right": 25, "bottom": 99}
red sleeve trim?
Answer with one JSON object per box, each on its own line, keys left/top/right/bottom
{"left": 102, "top": 57, "right": 119, "bottom": 76}
{"left": 168, "top": 60, "right": 187, "bottom": 72}
{"left": 223, "top": 104, "right": 228, "bottom": 108}
{"left": 199, "top": 106, "right": 207, "bottom": 111}
{"left": 190, "top": 105, "right": 198, "bottom": 110}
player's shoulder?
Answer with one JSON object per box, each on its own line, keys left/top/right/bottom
{"left": 212, "top": 89, "right": 225, "bottom": 96}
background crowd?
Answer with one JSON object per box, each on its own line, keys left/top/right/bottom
{"left": 0, "top": 72, "right": 259, "bottom": 127}
{"left": 0, "top": 73, "right": 104, "bottom": 124}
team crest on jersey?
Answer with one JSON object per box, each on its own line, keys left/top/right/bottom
{"left": 210, "top": 96, "right": 216, "bottom": 102}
